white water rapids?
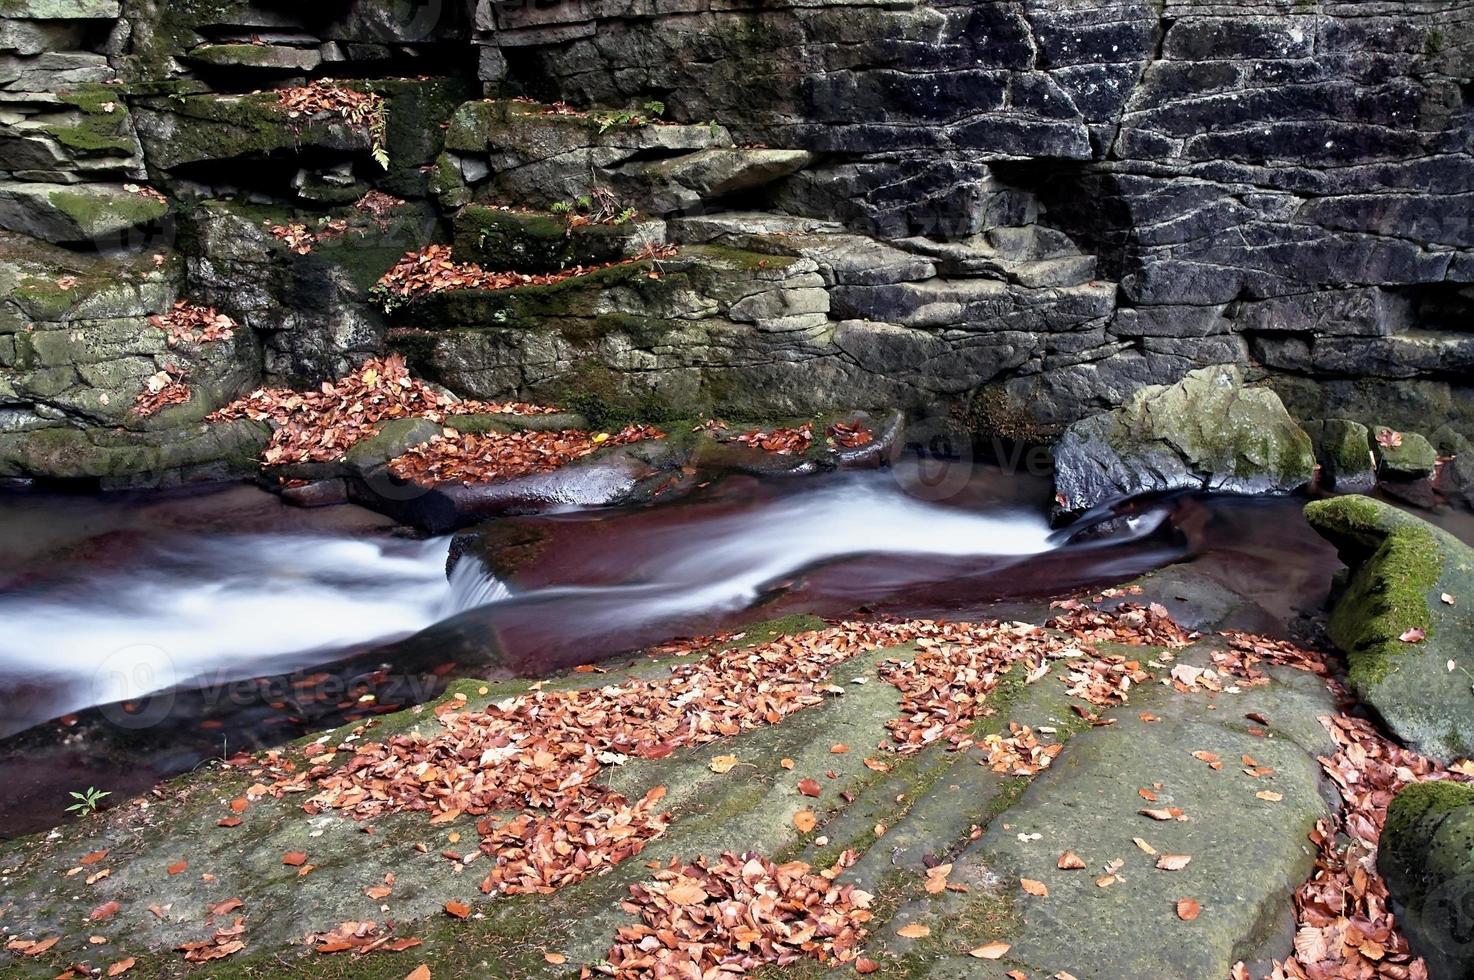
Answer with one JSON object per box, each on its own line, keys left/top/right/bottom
{"left": 0, "top": 475, "right": 1166, "bottom": 737}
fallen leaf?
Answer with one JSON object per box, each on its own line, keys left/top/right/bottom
{"left": 1442, "top": 593, "right": 1456, "bottom": 605}
{"left": 897, "top": 923, "right": 930, "bottom": 939}
{"left": 798, "top": 778, "right": 822, "bottom": 798}
{"left": 1256, "top": 791, "right": 1284, "bottom": 803}
{"left": 970, "top": 942, "right": 1011, "bottom": 959}
{"left": 665, "top": 882, "right": 707, "bottom": 905}
{"left": 1156, "top": 854, "right": 1192, "bottom": 871}
{"left": 1020, "top": 878, "right": 1049, "bottom": 897}
{"left": 167, "top": 860, "right": 188, "bottom": 875}
{"left": 856, "top": 958, "right": 881, "bottom": 973}
{"left": 708, "top": 754, "right": 738, "bottom": 774}
{"left": 406, "top": 968, "right": 431, "bottom": 980}
{"left": 444, "top": 900, "right": 471, "bottom": 919}
{"left": 544, "top": 952, "right": 567, "bottom": 965}
{"left": 107, "top": 958, "right": 136, "bottom": 977}
{"left": 91, "top": 901, "right": 121, "bottom": 922}
{"left": 80, "top": 850, "right": 109, "bottom": 866}
{"left": 793, "top": 809, "right": 817, "bottom": 833}
{"left": 1176, "top": 898, "right": 1201, "bottom": 921}
{"left": 282, "top": 851, "right": 308, "bottom": 866}
{"left": 1057, "top": 851, "right": 1086, "bottom": 870}
{"left": 830, "top": 744, "right": 850, "bottom": 754}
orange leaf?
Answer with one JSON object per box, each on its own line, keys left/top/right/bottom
{"left": 282, "top": 851, "right": 308, "bottom": 867}
{"left": 1057, "top": 851, "right": 1086, "bottom": 870}
{"left": 896, "top": 923, "right": 930, "bottom": 939}
{"left": 406, "top": 968, "right": 431, "bottom": 980}
{"left": 793, "top": 809, "right": 817, "bottom": 833}
{"left": 970, "top": 942, "right": 1011, "bottom": 959}
{"left": 1176, "top": 898, "right": 1201, "bottom": 921}
{"left": 107, "top": 958, "right": 136, "bottom": 977}
{"left": 1020, "top": 878, "right": 1048, "bottom": 897}
{"left": 798, "top": 778, "right": 822, "bottom": 798}
{"left": 444, "top": 900, "right": 471, "bottom": 919}
{"left": 167, "top": 860, "right": 188, "bottom": 875}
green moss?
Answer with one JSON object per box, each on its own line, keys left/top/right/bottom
{"left": 1305, "top": 496, "right": 1445, "bottom": 687}
{"left": 48, "top": 187, "right": 168, "bottom": 236}
{"left": 1384, "top": 780, "right": 1474, "bottom": 845}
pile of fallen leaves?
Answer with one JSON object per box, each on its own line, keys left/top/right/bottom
{"left": 731, "top": 422, "right": 814, "bottom": 455}
{"left": 704, "top": 420, "right": 876, "bottom": 457}
{"left": 267, "top": 193, "right": 407, "bottom": 255}
{"left": 259, "top": 620, "right": 1042, "bottom": 909}
{"left": 1047, "top": 596, "right": 1195, "bottom": 649}
{"left": 386, "top": 424, "right": 664, "bottom": 488}
{"left": 879, "top": 622, "right": 1082, "bottom": 751}
{"left": 371, "top": 243, "right": 676, "bottom": 310}
{"left": 827, "top": 421, "right": 875, "bottom": 449}
{"left": 305, "top": 920, "right": 421, "bottom": 956}
{"left": 207, "top": 354, "right": 557, "bottom": 466}
{"left": 133, "top": 365, "right": 191, "bottom": 416}
{"left": 602, "top": 851, "right": 872, "bottom": 976}
{"left": 149, "top": 300, "right": 236, "bottom": 346}
{"left": 276, "top": 81, "right": 388, "bottom": 166}
{"left": 981, "top": 722, "right": 1063, "bottom": 777}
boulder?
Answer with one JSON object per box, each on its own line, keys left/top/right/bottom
{"left": 1374, "top": 426, "right": 1438, "bottom": 480}
{"left": 1378, "top": 781, "right": 1474, "bottom": 978}
{"left": 1051, "top": 364, "right": 1316, "bottom": 514}
{"left": 0, "top": 181, "right": 167, "bottom": 244}
{"left": 1305, "top": 495, "right": 1474, "bottom": 764}
{"left": 1304, "top": 418, "right": 1376, "bottom": 493}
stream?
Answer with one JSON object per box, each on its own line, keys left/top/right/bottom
{"left": 2, "top": 459, "right": 1471, "bottom": 839}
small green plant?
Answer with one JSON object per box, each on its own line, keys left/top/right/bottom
{"left": 550, "top": 201, "right": 573, "bottom": 215}
{"left": 575, "top": 194, "right": 593, "bottom": 212}
{"left": 642, "top": 100, "right": 666, "bottom": 118}
{"left": 66, "top": 786, "right": 110, "bottom": 816}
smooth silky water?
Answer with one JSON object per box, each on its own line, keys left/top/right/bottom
{"left": 1, "top": 461, "right": 1470, "bottom": 838}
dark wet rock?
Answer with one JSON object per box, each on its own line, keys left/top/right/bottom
{"left": 1305, "top": 419, "right": 1376, "bottom": 494}
{"left": 1306, "top": 495, "right": 1474, "bottom": 764}
{"left": 1052, "top": 364, "right": 1316, "bottom": 515}
{"left": 1379, "top": 781, "right": 1474, "bottom": 979}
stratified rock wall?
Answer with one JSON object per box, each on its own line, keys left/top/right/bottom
{"left": 0, "top": 0, "right": 1470, "bottom": 481}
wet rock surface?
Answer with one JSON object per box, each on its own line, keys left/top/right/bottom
{"left": 1051, "top": 364, "right": 1317, "bottom": 516}
{"left": 0, "top": 573, "right": 1356, "bottom": 978}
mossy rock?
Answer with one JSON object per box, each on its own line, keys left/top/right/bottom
{"left": 1379, "top": 781, "right": 1474, "bottom": 977}
{"left": 450, "top": 205, "right": 651, "bottom": 273}
{"left": 0, "top": 182, "right": 168, "bottom": 245}
{"left": 1052, "top": 364, "right": 1316, "bottom": 515}
{"left": 1306, "top": 495, "right": 1474, "bottom": 763}
{"left": 1374, "top": 427, "right": 1439, "bottom": 480}
{"left": 0, "top": 418, "right": 269, "bottom": 485}
{"left": 1304, "top": 418, "right": 1375, "bottom": 492}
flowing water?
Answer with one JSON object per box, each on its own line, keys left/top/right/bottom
{"left": 1, "top": 462, "right": 1471, "bottom": 838}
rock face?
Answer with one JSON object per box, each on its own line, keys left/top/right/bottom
{"left": 0, "top": 0, "right": 1468, "bottom": 483}
{"left": 1051, "top": 364, "right": 1316, "bottom": 514}
{"left": 0, "top": 578, "right": 1347, "bottom": 977}
{"left": 1379, "top": 781, "right": 1474, "bottom": 980}
{"left": 1306, "top": 495, "right": 1474, "bottom": 765}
